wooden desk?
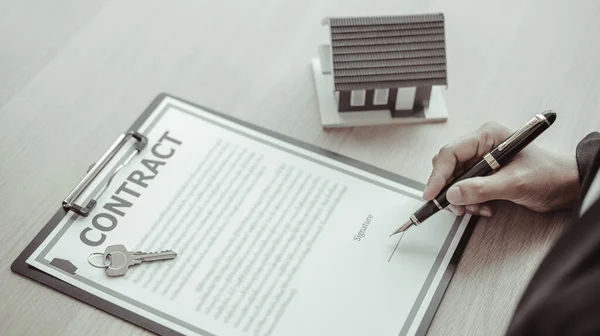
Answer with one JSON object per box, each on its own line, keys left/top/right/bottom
{"left": 1, "top": 0, "right": 599, "bottom": 334}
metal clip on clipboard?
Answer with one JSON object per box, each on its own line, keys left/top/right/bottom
{"left": 62, "top": 131, "right": 148, "bottom": 217}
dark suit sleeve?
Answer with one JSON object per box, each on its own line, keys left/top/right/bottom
{"left": 505, "top": 132, "right": 600, "bottom": 336}
{"left": 576, "top": 132, "right": 600, "bottom": 190}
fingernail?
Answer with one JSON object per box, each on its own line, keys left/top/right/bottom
{"left": 480, "top": 207, "right": 492, "bottom": 217}
{"left": 423, "top": 186, "right": 434, "bottom": 200}
{"left": 446, "top": 186, "right": 463, "bottom": 203}
{"left": 448, "top": 205, "right": 458, "bottom": 215}
{"left": 466, "top": 205, "right": 478, "bottom": 213}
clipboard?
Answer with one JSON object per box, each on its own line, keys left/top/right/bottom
{"left": 11, "top": 93, "right": 476, "bottom": 336}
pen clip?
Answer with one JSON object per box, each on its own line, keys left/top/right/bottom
{"left": 497, "top": 115, "right": 543, "bottom": 151}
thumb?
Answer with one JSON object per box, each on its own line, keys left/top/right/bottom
{"left": 446, "top": 172, "right": 514, "bottom": 205}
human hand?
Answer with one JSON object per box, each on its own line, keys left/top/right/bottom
{"left": 423, "top": 122, "right": 580, "bottom": 217}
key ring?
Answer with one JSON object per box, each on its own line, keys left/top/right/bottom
{"left": 87, "top": 252, "right": 112, "bottom": 268}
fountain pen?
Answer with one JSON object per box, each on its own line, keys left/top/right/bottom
{"left": 390, "top": 111, "right": 557, "bottom": 236}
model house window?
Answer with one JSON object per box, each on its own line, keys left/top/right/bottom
{"left": 373, "top": 89, "right": 389, "bottom": 105}
{"left": 395, "top": 87, "right": 416, "bottom": 110}
{"left": 351, "top": 90, "right": 366, "bottom": 106}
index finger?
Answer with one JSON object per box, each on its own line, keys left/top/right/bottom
{"left": 423, "top": 122, "right": 511, "bottom": 200}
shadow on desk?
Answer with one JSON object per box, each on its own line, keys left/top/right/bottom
{"left": 427, "top": 201, "right": 570, "bottom": 335}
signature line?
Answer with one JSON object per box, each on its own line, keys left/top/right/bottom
{"left": 388, "top": 232, "right": 405, "bottom": 263}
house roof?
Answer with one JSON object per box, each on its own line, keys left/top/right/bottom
{"left": 326, "top": 13, "right": 447, "bottom": 91}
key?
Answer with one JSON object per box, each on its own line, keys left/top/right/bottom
{"left": 103, "top": 244, "right": 177, "bottom": 277}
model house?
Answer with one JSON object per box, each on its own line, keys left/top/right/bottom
{"left": 312, "top": 13, "right": 450, "bottom": 127}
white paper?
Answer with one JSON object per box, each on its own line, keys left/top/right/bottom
{"left": 27, "top": 96, "right": 470, "bottom": 336}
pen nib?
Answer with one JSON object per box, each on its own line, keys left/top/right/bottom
{"left": 390, "top": 219, "right": 413, "bottom": 237}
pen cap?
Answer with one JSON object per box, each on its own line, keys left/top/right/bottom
{"left": 542, "top": 111, "right": 557, "bottom": 124}
{"left": 492, "top": 111, "right": 555, "bottom": 166}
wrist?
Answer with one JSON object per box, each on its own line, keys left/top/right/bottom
{"left": 554, "top": 152, "right": 580, "bottom": 208}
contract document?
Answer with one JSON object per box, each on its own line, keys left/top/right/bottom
{"left": 17, "top": 94, "right": 473, "bottom": 336}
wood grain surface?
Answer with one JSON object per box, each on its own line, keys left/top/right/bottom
{"left": 1, "top": 0, "right": 599, "bottom": 335}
